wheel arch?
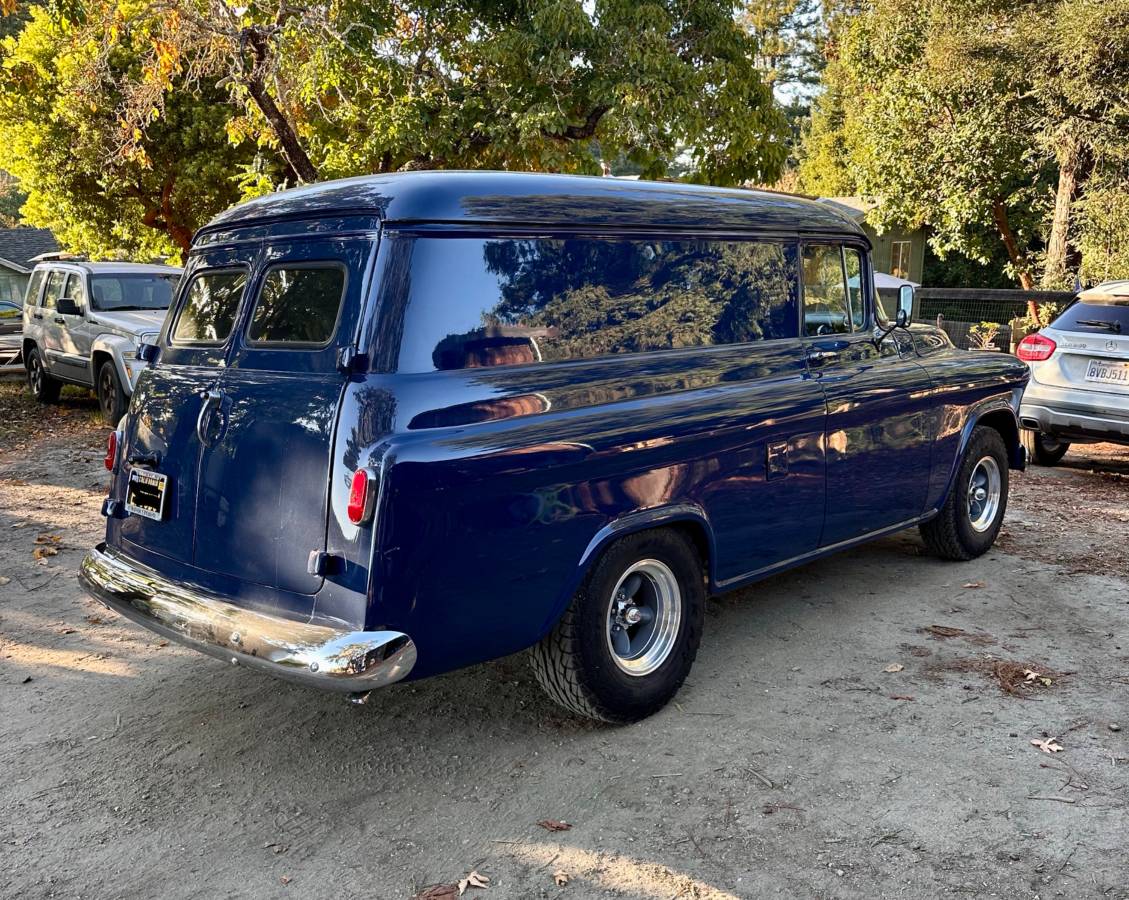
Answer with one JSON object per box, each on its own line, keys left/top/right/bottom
{"left": 933, "top": 399, "right": 1023, "bottom": 517}
{"left": 90, "top": 335, "right": 135, "bottom": 395}
{"left": 536, "top": 503, "right": 717, "bottom": 642}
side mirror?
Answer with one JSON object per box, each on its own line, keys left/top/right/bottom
{"left": 897, "top": 284, "right": 914, "bottom": 326}
{"left": 56, "top": 296, "right": 81, "bottom": 317}
{"left": 136, "top": 342, "right": 160, "bottom": 364}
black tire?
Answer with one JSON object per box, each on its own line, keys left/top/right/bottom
{"left": 96, "top": 360, "right": 128, "bottom": 425}
{"left": 530, "top": 529, "right": 706, "bottom": 723}
{"left": 1021, "top": 428, "right": 1069, "bottom": 466}
{"left": 920, "top": 425, "right": 1009, "bottom": 561}
{"left": 25, "top": 346, "right": 61, "bottom": 403}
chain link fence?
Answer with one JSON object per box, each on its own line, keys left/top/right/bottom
{"left": 912, "top": 288, "right": 1075, "bottom": 350}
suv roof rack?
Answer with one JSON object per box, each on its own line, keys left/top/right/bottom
{"left": 29, "top": 251, "right": 88, "bottom": 263}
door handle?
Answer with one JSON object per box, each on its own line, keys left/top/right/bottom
{"left": 196, "top": 389, "right": 225, "bottom": 446}
{"left": 806, "top": 349, "right": 839, "bottom": 364}
{"left": 54, "top": 316, "right": 65, "bottom": 324}
{"left": 32, "top": 312, "right": 43, "bottom": 320}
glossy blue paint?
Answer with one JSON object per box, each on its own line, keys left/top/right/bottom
{"left": 99, "top": 172, "right": 1030, "bottom": 687}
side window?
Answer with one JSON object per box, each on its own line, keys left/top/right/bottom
{"left": 803, "top": 245, "right": 850, "bottom": 336}
{"left": 247, "top": 265, "right": 345, "bottom": 345}
{"left": 172, "top": 270, "right": 247, "bottom": 344}
{"left": 61, "top": 273, "right": 86, "bottom": 311}
{"left": 42, "top": 270, "right": 65, "bottom": 311}
{"left": 844, "top": 248, "right": 866, "bottom": 329}
{"left": 394, "top": 236, "right": 800, "bottom": 372}
{"left": 25, "top": 269, "right": 45, "bottom": 307}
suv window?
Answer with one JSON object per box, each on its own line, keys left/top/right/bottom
{"left": 42, "top": 270, "right": 65, "bottom": 311}
{"left": 62, "top": 273, "right": 86, "bottom": 311}
{"left": 394, "top": 235, "right": 800, "bottom": 372}
{"left": 172, "top": 270, "right": 247, "bottom": 344}
{"left": 1053, "top": 299, "right": 1129, "bottom": 335}
{"left": 247, "top": 265, "right": 345, "bottom": 345}
{"left": 25, "top": 269, "right": 46, "bottom": 307}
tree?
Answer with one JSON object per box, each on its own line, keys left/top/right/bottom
{"left": 0, "top": 6, "right": 258, "bottom": 257}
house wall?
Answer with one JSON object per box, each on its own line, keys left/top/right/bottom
{"left": 0, "top": 267, "right": 28, "bottom": 304}
{"left": 864, "top": 224, "right": 925, "bottom": 283}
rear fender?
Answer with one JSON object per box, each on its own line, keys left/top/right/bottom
{"left": 536, "top": 502, "right": 717, "bottom": 640}
{"left": 936, "top": 396, "right": 1025, "bottom": 514}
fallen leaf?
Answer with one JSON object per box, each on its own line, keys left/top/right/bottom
{"left": 34, "top": 533, "right": 61, "bottom": 545}
{"left": 962, "top": 581, "right": 985, "bottom": 589}
{"left": 458, "top": 871, "right": 490, "bottom": 895}
{"left": 412, "top": 886, "right": 458, "bottom": 900}
{"left": 537, "top": 819, "right": 572, "bottom": 832}
{"left": 280, "top": 876, "right": 292, "bottom": 885}
{"left": 0, "top": 576, "right": 10, "bottom": 586}
{"left": 1030, "top": 738, "right": 1063, "bottom": 754}
{"left": 1024, "top": 669, "right": 1053, "bottom": 687}
{"left": 888, "top": 694, "right": 915, "bottom": 701}
{"left": 32, "top": 546, "right": 58, "bottom": 561}
{"left": 552, "top": 870, "right": 570, "bottom": 887}
{"left": 882, "top": 663, "right": 904, "bottom": 673}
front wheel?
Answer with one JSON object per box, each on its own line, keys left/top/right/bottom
{"left": 920, "top": 425, "right": 1009, "bottom": 561}
{"left": 1021, "top": 428, "right": 1069, "bottom": 466}
{"left": 97, "top": 360, "right": 128, "bottom": 425}
{"left": 530, "top": 529, "right": 705, "bottom": 723}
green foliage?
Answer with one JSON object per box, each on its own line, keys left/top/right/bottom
{"left": 0, "top": 6, "right": 257, "bottom": 258}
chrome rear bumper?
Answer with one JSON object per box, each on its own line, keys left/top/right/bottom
{"left": 79, "top": 544, "right": 415, "bottom": 693}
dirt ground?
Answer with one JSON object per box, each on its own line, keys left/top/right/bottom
{"left": 2, "top": 378, "right": 1128, "bottom": 899}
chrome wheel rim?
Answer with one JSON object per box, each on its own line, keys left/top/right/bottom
{"left": 605, "top": 559, "right": 681, "bottom": 677}
{"left": 28, "top": 355, "right": 40, "bottom": 394}
{"left": 967, "top": 456, "right": 1002, "bottom": 533}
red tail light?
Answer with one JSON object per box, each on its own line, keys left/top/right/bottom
{"left": 347, "top": 468, "right": 377, "bottom": 524}
{"left": 104, "top": 431, "right": 119, "bottom": 471}
{"left": 1016, "top": 333, "right": 1056, "bottom": 362}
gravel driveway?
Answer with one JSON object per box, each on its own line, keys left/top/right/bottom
{"left": 2, "top": 382, "right": 1127, "bottom": 899}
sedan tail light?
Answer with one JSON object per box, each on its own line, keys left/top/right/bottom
{"left": 1016, "top": 333, "right": 1056, "bottom": 362}
{"left": 347, "top": 467, "right": 378, "bottom": 524}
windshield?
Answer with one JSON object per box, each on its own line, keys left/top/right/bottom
{"left": 89, "top": 274, "right": 178, "bottom": 312}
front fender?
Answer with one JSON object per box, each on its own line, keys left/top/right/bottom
{"left": 536, "top": 502, "right": 717, "bottom": 640}
{"left": 90, "top": 334, "right": 140, "bottom": 394}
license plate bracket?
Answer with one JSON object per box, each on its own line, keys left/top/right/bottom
{"left": 125, "top": 468, "right": 170, "bottom": 521}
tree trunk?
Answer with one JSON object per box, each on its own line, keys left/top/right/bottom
{"left": 242, "top": 30, "right": 319, "bottom": 184}
{"left": 991, "top": 198, "right": 1039, "bottom": 324}
{"left": 1042, "top": 134, "right": 1091, "bottom": 291}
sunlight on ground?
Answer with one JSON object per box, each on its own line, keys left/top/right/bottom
{"left": 508, "top": 843, "right": 741, "bottom": 899}
{"left": 2, "top": 636, "right": 138, "bottom": 679}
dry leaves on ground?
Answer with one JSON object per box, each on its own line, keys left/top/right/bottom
{"left": 458, "top": 871, "right": 490, "bottom": 894}
{"left": 963, "top": 581, "right": 986, "bottom": 589}
{"left": 411, "top": 885, "right": 459, "bottom": 900}
{"left": 537, "top": 819, "right": 572, "bottom": 832}
{"left": 32, "top": 546, "right": 58, "bottom": 563}
{"left": 882, "top": 663, "right": 904, "bottom": 673}
{"left": 552, "top": 870, "right": 570, "bottom": 887}
{"left": 1031, "top": 738, "right": 1064, "bottom": 753}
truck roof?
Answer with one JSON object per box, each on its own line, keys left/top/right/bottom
{"left": 201, "top": 171, "right": 866, "bottom": 239}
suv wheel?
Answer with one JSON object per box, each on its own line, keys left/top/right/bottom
{"left": 26, "top": 346, "right": 61, "bottom": 403}
{"left": 530, "top": 529, "right": 705, "bottom": 723}
{"left": 1021, "top": 428, "right": 1069, "bottom": 466}
{"left": 920, "top": 425, "right": 1009, "bottom": 561}
{"left": 97, "top": 360, "right": 128, "bottom": 425}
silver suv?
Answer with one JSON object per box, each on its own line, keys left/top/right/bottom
{"left": 22, "top": 260, "right": 181, "bottom": 423}
{"left": 1017, "top": 280, "right": 1129, "bottom": 464}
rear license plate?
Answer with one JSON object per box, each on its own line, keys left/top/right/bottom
{"left": 125, "top": 469, "right": 169, "bottom": 521}
{"left": 1084, "top": 358, "right": 1129, "bottom": 386}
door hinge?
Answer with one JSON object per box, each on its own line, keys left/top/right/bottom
{"left": 336, "top": 347, "right": 369, "bottom": 375}
{"left": 307, "top": 550, "right": 344, "bottom": 577}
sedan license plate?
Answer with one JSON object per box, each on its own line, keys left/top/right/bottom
{"left": 125, "top": 468, "right": 169, "bottom": 521}
{"left": 1085, "top": 358, "right": 1129, "bottom": 386}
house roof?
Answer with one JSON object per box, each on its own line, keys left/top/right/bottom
{"left": 201, "top": 171, "right": 867, "bottom": 239}
{"left": 817, "top": 197, "right": 879, "bottom": 223}
{"left": 0, "top": 227, "right": 58, "bottom": 273}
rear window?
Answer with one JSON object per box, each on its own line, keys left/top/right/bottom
{"left": 247, "top": 265, "right": 345, "bottom": 345}
{"left": 172, "top": 270, "right": 247, "bottom": 344}
{"left": 394, "top": 235, "right": 800, "bottom": 372}
{"left": 1053, "top": 299, "right": 1129, "bottom": 335}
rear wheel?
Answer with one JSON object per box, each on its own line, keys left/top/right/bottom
{"left": 25, "top": 346, "right": 61, "bottom": 403}
{"left": 530, "top": 529, "right": 705, "bottom": 723}
{"left": 1021, "top": 428, "right": 1069, "bottom": 466}
{"left": 920, "top": 425, "right": 1009, "bottom": 561}
{"left": 97, "top": 360, "right": 128, "bottom": 425}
